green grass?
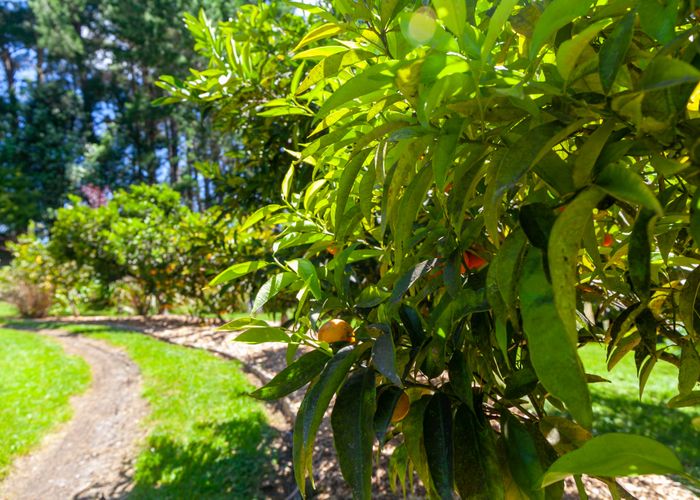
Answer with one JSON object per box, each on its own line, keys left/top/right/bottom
{"left": 60, "top": 324, "right": 277, "bottom": 499}
{"left": 579, "top": 343, "right": 700, "bottom": 479}
{"left": 0, "top": 301, "right": 18, "bottom": 320}
{"left": 0, "top": 328, "right": 90, "bottom": 478}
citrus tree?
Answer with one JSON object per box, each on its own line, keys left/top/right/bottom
{"left": 177, "top": 0, "right": 700, "bottom": 497}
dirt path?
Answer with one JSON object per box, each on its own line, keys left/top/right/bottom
{"left": 0, "top": 330, "right": 149, "bottom": 500}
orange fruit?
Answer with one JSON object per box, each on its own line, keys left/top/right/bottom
{"left": 391, "top": 391, "right": 410, "bottom": 423}
{"left": 463, "top": 250, "right": 487, "bottom": 271}
{"left": 317, "top": 319, "right": 355, "bottom": 343}
{"left": 327, "top": 243, "right": 340, "bottom": 256}
{"left": 602, "top": 233, "right": 614, "bottom": 247}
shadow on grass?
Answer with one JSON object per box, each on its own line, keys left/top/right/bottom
{"left": 129, "top": 414, "right": 288, "bottom": 499}
{"left": 592, "top": 394, "right": 700, "bottom": 488}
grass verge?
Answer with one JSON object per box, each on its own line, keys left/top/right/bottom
{"left": 61, "top": 323, "right": 278, "bottom": 499}
{"left": 0, "top": 328, "right": 90, "bottom": 478}
{"left": 579, "top": 343, "right": 700, "bottom": 480}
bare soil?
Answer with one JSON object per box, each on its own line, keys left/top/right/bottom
{"left": 0, "top": 330, "right": 149, "bottom": 500}
{"left": 29, "top": 315, "right": 700, "bottom": 499}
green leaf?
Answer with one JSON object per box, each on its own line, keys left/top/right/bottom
{"left": 209, "top": 261, "right": 272, "bottom": 286}
{"left": 394, "top": 163, "right": 434, "bottom": 267}
{"left": 520, "top": 247, "right": 593, "bottom": 429}
{"left": 423, "top": 392, "right": 454, "bottom": 499}
{"left": 679, "top": 343, "right": 700, "bottom": 395}
{"left": 374, "top": 386, "right": 404, "bottom": 444}
{"left": 454, "top": 405, "right": 504, "bottom": 499}
{"left": 234, "top": 326, "right": 289, "bottom": 344}
{"left": 639, "top": 56, "right": 700, "bottom": 91}
{"left": 293, "top": 23, "right": 344, "bottom": 52}
{"left": 433, "top": 0, "right": 466, "bottom": 36}
{"left": 293, "top": 45, "right": 348, "bottom": 59}
{"left": 596, "top": 164, "right": 663, "bottom": 215}
{"left": 447, "top": 352, "right": 472, "bottom": 408}
{"left": 503, "top": 414, "right": 546, "bottom": 500}
{"left": 390, "top": 259, "right": 439, "bottom": 303}
{"left": 599, "top": 11, "right": 635, "bottom": 94}
{"left": 293, "top": 343, "right": 370, "bottom": 496}
{"left": 250, "top": 350, "right": 330, "bottom": 400}
{"left": 252, "top": 272, "right": 298, "bottom": 312}
{"left": 480, "top": 0, "right": 519, "bottom": 58}
{"left": 548, "top": 187, "right": 605, "bottom": 345}
{"left": 291, "top": 258, "right": 322, "bottom": 300}
{"left": 530, "top": 0, "right": 594, "bottom": 59}
{"left": 541, "top": 433, "right": 684, "bottom": 486}
{"left": 372, "top": 333, "right": 403, "bottom": 388}
{"left": 484, "top": 122, "right": 562, "bottom": 241}
{"left": 638, "top": 0, "right": 679, "bottom": 44}
{"left": 296, "top": 49, "right": 374, "bottom": 95}
{"left": 628, "top": 209, "right": 657, "bottom": 300}
{"left": 679, "top": 267, "right": 700, "bottom": 338}
{"left": 433, "top": 122, "right": 460, "bottom": 190}
{"left": 556, "top": 19, "right": 611, "bottom": 81}
{"left": 334, "top": 149, "right": 372, "bottom": 238}
{"left": 331, "top": 368, "right": 376, "bottom": 500}
{"left": 572, "top": 121, "right": 615, "bottom": 188}
{"left": 240, "top": 204, "right": 282, "bottom": 231}
{"left": 403, "top": 396, "right": 433, "bottom": 492}
{"left": 690, "top": 189, "right": 700, "bottom": 251}
{"left": 519, "top": 203, "right": 556, "bottom": 250}
{"left": 667, "top": 391, "right": 700, "bottom": 408}
{"left": 316, "top": 61, "right": 398, "bottom": 119}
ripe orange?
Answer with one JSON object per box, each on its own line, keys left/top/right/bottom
{"left": 317, "top": 319, "right": 355, "bottom": 343}
{"left": 327, "top": 243, "right": 340, "bottom": 256}
{"left": 463, "top": 250, "right": 487, "bottom": 271}
{"left": 391, "top": 391, "right": 410, "bottom": 423}
{"left": 602, "top": 233, "right": 614, "bottom": 247}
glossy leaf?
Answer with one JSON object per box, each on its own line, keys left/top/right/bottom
{"left": 484, "top": 122, "right": 562, "bottom": 241}
{"left": 481, "top": 0, "right": 519, "bottom": 58}
{"left": 678, "top": 343, "right": 700, "bottom": 395}
{"left": 454, "top": 405, "right": 504, "bottom": 500}
{"left": 628, "top": 209, "right": 657, "bottom": 300}
{"left": 234, "top": 326, "right": 290, "bottom": 344}
{"left": 251, "top": 350, "right": 330, "bottom": 400}
{"left": 209, "top": 261, "right": 272, "bottom": 286}
{"left": 293, "top": 23, "right": 344, "bottom": 52}
{"left": 374, "top": 386, "right": 404, "bottom": 444}
{"left": 599, "top": 11, "right": 635, "bottom": 94}
{"left": 503, "top": 414, "right": 546, "bottom": 500}
{"left": 529, "top": 0, "right": 593, "bottom": 58}
{"left": 595, "top": 163, "right": 663, "bottom": 215}
{"left": 541, "top": 433, "right": 684, "bottom": 486}
{"left": 520, "top": 247, "right": 592, "bottom": 429}
{"left": 423, "top": 392, "right": 454, "bottom": 499}
{"left": 252, "top": 272, "right": 298, "bottom": 312}
{"left": 680, "top": 267, "right": 700, "bottom": 338}
{"left": 548, "top": 187, "right": 605, "bottom": 344}
{"left": 293, "top": 343, "right": 370, "bottom": 496}
{"left": 372, "top": 333, "right": 403, "bottom": 387}
{"left": 331, "top": 368, "right": 376, "bottom": 499}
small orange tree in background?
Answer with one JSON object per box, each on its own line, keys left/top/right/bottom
{"left": 162, "top": 1, "right": 700, "bottom": 497}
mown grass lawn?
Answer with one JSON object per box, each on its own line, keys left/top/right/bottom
{"left": 0, "top": 301, "right": 17, "bottom": 320}
{"left": 579, "top": 343, "right": 700, "bottom": 479}
{"left": 0, "top": 328, "right": 90, "bottom": 478}
{"left": 60, "top": 324, "right": 277, "bottom": 499}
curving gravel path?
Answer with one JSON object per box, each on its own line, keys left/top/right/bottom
{"left": 0, "top": 330, "right": 148, "bottom": 500}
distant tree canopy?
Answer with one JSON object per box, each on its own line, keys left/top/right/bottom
{"left": 0, "top": 0, "right": 301, "bottom": 241}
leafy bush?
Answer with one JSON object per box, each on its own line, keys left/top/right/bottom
{"left": 4, "top": 183, "right": 281, "bottom": 317}
{"left": 176, "top": 0, "right": 700, "bottom": 497}
{"left": 1, "top": 225, "right": 56, "bottom": 318}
